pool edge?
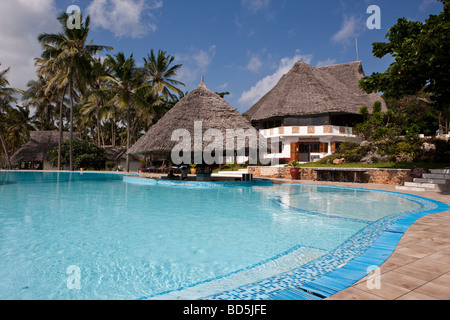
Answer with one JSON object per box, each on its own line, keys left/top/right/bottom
{"left": 264, "top": 186, "right": 450, "bottom": 301}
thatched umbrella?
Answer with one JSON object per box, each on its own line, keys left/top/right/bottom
{"left": 128, "top": 78, "right": 267, "bottom": 165}
{"left": 245, "top": 61, "right": 386, "bottom": 122}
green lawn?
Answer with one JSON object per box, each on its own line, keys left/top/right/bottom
{"left": 297, "top": 162, "right": 449, "bottom": 169}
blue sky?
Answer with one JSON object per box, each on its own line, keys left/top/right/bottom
{"left": 0, "top": 0, "right": 444, "bottom": 113}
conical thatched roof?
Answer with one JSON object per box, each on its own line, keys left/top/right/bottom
{"left": 245, "top": 61, "right": 385, "bottom": 121}
{"left": 128, "top": 79, "right": 266, "bottom": 157}
{"left": 10, "top": 131, "right": 79, "bottom": 166}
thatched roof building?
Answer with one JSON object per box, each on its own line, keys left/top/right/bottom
{"left": 128, "top": 79, "right": 266, "bottom": 161}
{"left": 10, "top": 131, "right": 78, "bottom": 167}
{"left": 245, "top": 61, "right": 385, "bottom": 123}
{"left": 105, "top": 146, "right": 139, "bottom": 162}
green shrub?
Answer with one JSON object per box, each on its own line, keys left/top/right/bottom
{"left": 75, "top": 153, "right": 105, "bottom": 170}
{"left": 106, "top": 161, "right": 116, "bottom": 171}
{"left": 47, "top": 139, "right": 107, "bottom": 170}
{"left": 337, "top": 142, "right": 359, "bottom": 153}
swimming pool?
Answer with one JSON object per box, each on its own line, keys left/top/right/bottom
{"left": 0, "top": 171, "right": 447, "bottom": 300}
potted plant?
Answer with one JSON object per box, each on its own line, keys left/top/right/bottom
{"left": 288, "top": 160, "right": 301, "bottom": 180}
{"left": 140, "top": 160, "right": 146, "bottom": 173}
{"left": 106, "top": 161, "right": 116, "bottom": 171}
{"left": 190, "top": 164, "right": 197, "bottom": 174}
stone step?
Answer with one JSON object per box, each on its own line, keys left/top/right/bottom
{"left": 215, "top": 171, "right": 249, "bottom": 177}
{"left": 404, "top": 182, "right": 437, "bottom": 189}
{"left": 216, "top": 172, "right": 243, "bottom": 176}
{"left": 422, "top": 173, "right": 450, "bottom": 180}
{"left": 414, "top": 178, "right": 449, "bottom": 185}
{"left": 429, "top": 168, "right": 450, "bottom": 174}
{"left": 396, "top": 186, "right": 427, "bottom": 192}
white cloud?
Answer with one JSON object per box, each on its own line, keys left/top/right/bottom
{"left": 242, "top": 0, "right": 271, "bottom": 13}
{"left": 419, "top": 0, "right": 436, "bottom": 11}
{"left": 316, "top": 58, "right": 337, "bottom": 68}
{"left": 247, "top": 55, "right": 263, "bottom": 73}
{"left": 331, "top": 15, "right": 363, "bottom": 44}
{"left": 217, "top": 83, "right": 229, "bottom": 90}
{"left": 175, "top": 46, "right": 216, "bottom": 86}
{"left": 238, "top": 53, "right": 312, "bottom": 108}
{"left": 86, "top": 0, "right": 163, "bottom": 38}
{"left": 0, "top": 0, "right": 59, "bottom": 92}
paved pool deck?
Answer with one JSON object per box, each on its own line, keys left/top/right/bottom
{"left": 271, "top": 178, "right": 450, "bottom": 300}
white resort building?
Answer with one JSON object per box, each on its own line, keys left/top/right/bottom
{"left": 245, "top": 60, "right": 385, "bottom": 163}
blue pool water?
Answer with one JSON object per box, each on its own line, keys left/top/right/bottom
{"left": 0, "top": 171, "right": 440, "bottom": 300}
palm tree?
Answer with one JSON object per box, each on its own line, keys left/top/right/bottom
{"left": 37, "top": 13, "right": 113, "bottom": 171}
{"left": 80, "top": 58, "right": 112, "bottom": 146}
{"left": 143, "top": 49, "right": 185, "bottom": 101}
{"left": 5, "top": 105, "right": 35, "bottom": 154}
{"left": 35, "top": 54, "right": 68, "bottom": 170}
{"left": 0, "top": 64, "right": 23, "bottom": 169}
{"left": 0, "top": 101, "right": 12, "bottom": 169}
{"left": 23, "top": 76, "right": 57, "bottom": 131}
{"left": 104, "top": 52, "right": 150, "bottom": 172}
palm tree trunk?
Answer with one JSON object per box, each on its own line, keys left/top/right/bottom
{"left": 111, "top": 119, "right": 115, "bottom": 147}
{"left": 100, "top": 124, "right": 105, "bottom": 147}
{"left": 0, "top": 130, "right": 11, "bottom": 169}
{"left": 446, "top": 117, "right": 448, "bottom": 134}
{"left": 96, "top": 102, "right": 101, "bottom": 146}
{"left": 126, "top": 105, "right": 130, "bottom": 172}
{"left": 69, "top": 71, "right": 74, "bottom": 171}
{"left": 58, "top": 85, "right": 67, "bottom": 170}
{"left": 46, "top": 101, "right": 51, "bottom": 131}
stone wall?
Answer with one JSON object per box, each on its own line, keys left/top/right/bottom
{"left": 248, "top": 167, "right": 412, "bottom": 185}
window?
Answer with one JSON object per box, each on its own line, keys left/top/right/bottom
{"left": 284, "top": 118, "right": 299, "bottom": 126}
{"left": 261, "top": 118, "right": 283, "bottom": 129}
{"left": 313, "top": 116, "right": 330, "bottom": 126}
{"left": 319, "top": 143, "right": 329, "bottom": 153}
{"left": 298, "top": 118, "right": 314, "bottom": 126}
{"left": 310, "top": 143, "right": 320, "bottom": 153}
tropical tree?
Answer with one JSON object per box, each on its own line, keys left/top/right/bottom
{"left": 0, "top": 64, "right": 23, "bottom": 169}
{"left": 0, "top": 101, "right": 12, "bottom": 169}
{"left": 4, "top": 105, "right": 35, "bottom": 154}
{"left": 23, "top": 76, "right": 57, "bottom": 131}
{"left": 104, "top": 52, "right": 150, "bottom": 172}
{"left": 80, "top": 58, "right": 113, "bottom": 146}
{"left": 359, "top": 0, "right": 450, "bottom": 135}
{"left": 143, "top": 49, "right": 185, "bottom": 102}
{"left": 47, "top": 138, "right": 107, "bottom": 171}
{"left": 35, "top": 54, "right": 67, "bottom": 170}
{"left": 36, "top": 12, "right": 113, "bottom": 171}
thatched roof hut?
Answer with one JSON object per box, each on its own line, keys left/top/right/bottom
{"left": 128, "top": 79, "right": 267, "bottom": 161}
{"left": 245, "top": 61, "right": 385, "bottom": 122}
{"left": 10, "top": 131, "right": 79, "bottom": 167}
